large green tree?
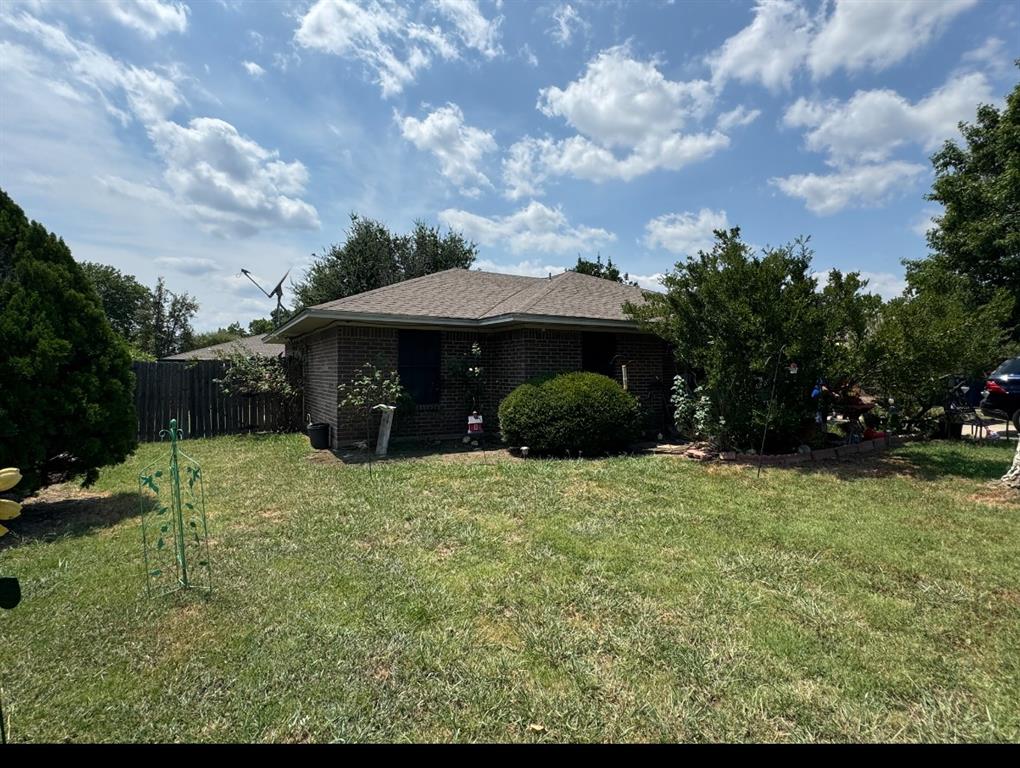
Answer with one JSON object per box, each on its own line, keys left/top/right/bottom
{"left": 819, "top": 269, "right": 884, "bottom": 391}
{"left": 79, "top": 261, "right": 151, "bottom": 346}
{"left": 908, "top": 68, "right": 1020, "bottom": 337}
{"left": 294, "top": 214, "right": 476, "bottom": 308}
{"left": 866, "top": 273, "right": 1013, "bottom": 425}
{"left": 0, "top": 189, "right": 136, "bottom": 494}
{"left": 185, "top": 322, "right": 245, "bottom": 352}
{"left": 627, "top": 228, "right": 833, "bottom": 451}
{"left": 135, "top": 277, "right": 199, "bottom": 359}
{"left": 400, "top": 220, "right": 478, "bottom": 280}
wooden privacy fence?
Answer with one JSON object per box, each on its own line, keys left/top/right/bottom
{"left": 133, "top": 360, "right": 299, "bottom": 442}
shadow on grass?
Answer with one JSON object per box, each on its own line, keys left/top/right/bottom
{"left": 306, "top": 437, "right": 520, "bottom": 466}
{"left": 0, "top": 489, "right": 148, "bottom": 551}
{"left": 789, "top": 439, "right": 1017, "bottom": 483}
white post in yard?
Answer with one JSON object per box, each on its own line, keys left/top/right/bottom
{"left": 1003, "top": 436, "right": 1020, "bottom": 491}
{"left": 621, "top": 363, "right": 629, "bottom": 391}
{"left": 374, "top": 404, "right": 396, "bottom": 457}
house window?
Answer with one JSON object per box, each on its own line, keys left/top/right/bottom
{"left": 582, "top": 332, "right": 617, "bottom": 377}
{"left": 398, "top": 330, "right": 441, "bottom": 405}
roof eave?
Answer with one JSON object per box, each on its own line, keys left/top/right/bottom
{"left": 264, "top": 308, "right": 642, "bottom": 341}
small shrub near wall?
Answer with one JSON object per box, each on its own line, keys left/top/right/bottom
{"left": 498, "top": 372, "right": 642, "bottom": 455}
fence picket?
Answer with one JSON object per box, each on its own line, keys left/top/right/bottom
{"left": 130, "top": 361, "right": 298, "bottom": 442}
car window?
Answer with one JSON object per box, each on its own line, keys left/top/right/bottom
{"left": 991, "top": 358, "right": 1020, "bottom": 375}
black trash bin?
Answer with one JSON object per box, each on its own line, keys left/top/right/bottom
{"left": 308, "top": 422, "right": 330, "bottom": 450}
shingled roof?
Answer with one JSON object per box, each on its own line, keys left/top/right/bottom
{"left": 267, "top": 268, "right": 650, "bottom": 342}
{"left": 162, "top": 334, "right": 284, "bottom": 361}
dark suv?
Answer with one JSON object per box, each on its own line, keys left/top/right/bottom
{"left": 980, "top": 357, "right": 1020, "bottom": 431}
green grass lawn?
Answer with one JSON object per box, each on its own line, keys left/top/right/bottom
{"left": 1, "top": 435, "right": 1018, "bottom": 742}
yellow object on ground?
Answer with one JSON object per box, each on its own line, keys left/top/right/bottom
{"left": 0, "top": 468, "right": 21, "bottom": 492}
{"left": 0, "top": 499, "right": 20, "bottom": 521}
{"left": 0, "top": 468, "right": 22, "bottom": 537}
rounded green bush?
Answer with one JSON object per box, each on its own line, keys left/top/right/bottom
{"left": 498, "top": 371, "right": 642, "bottom": 455}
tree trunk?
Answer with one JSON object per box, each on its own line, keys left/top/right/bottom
{"left": 1003, "top": 438, "right": 1020, "bottom": 490}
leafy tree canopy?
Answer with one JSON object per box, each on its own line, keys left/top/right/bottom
{"left": 80, "top": 261, "right": 151, "bottom": 345}
{"left": 628, "top": 228, "right": 894, "bottom": 450}
{"left": 907, "top": 66, "right": 1020, "bottom": 338}
{"left": 0, "top": 188, "right": 136, "bottom": 494}
{"left": 135, "top": 277, "right": 198, "bottom": 359}
{"left": 294, "top": 214, "right": 477, "bottom": 308}
{"left": 627, "top": 228, "right": 839, "bottom": 450}
{"left": 248, "top": 317, "right": 275, "bottom": 335}
{"left": 866, "top": 273, "right": 1014, "bottom": 423}
{"left": 571, "top": 253, "right": 637, "bottom": 286}
{"left": 186, "top": 322, "right": 245, "bottom": 352}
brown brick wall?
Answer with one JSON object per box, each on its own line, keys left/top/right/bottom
{"left": 291, "top": 326, "right": 339, "bottom": 443}
{"left": 612, "top": 332, "right": 674, "bottom": 435}
{"left": 335, "top": 326, "right": 398, "bottom": 443}
{"left": 294, "top": 324, "right": 673, "bottom": 447}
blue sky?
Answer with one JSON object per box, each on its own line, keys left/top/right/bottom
{"left": 1, "top": 0, "right": 1016, "bottom": 330}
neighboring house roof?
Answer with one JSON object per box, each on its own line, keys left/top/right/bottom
{"left": 162, "top": 335, "right": 284, "bottom": 361}
{"left": 266, "top": 268, "right": 650, "bottom": 342}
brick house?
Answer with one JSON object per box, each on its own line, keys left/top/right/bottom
{"left": 266, "top": 268, "right": 674, "bottom": 447}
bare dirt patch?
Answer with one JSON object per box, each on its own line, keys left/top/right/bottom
{"left": 2, "top": 483, "right": 138, "bottom": 548}
{"left": 967, "top": 484, "right": 1020, "bottom": 508}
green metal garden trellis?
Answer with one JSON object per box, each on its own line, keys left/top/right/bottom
{"left": 139, "top": 419, "right": 212, "bottom": 596}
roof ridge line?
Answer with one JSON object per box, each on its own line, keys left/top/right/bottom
{"left": 475, "top": 275, "right": 548, "bottom": 318}
{"left": 513, "top": 269, "right": 570, "bottom": 315}
{"left": 312, "top": 267, "right": 463, "bottom": 309}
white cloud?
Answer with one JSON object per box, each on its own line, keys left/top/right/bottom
{"left": 539, "top": 46, "right": 714, "bottom": 148}
{"left": 4, "top": 12, "right": 318, "bottom": 236}
{"left": 858, "top": 271, "right": 907, "bottom": 300}
{"left": 770, "top": 162, "right": 927, "bottom": 215}
{"left": 643, "top": 209, "right": 729, "bottom": 255}
{"left": 708, "top": 0, "right": 813, "bottom": 91}
{"left": 503, "top": 131, "right": 730, "bottom": 198}
{"left": 13, "top": 0, "right": 190, "bottom": 39}
{"left": 148, "top": 118, "right": 320, "bottom": 235}
{"left": 439, "top": 201, "right": 616, "bottom": 255}
{"left": 808, "top": 0, "right": 978, "bottom": 77}
{"left": 629, "top": 273, "right": 665, "bottom": 291}
{"left": 960, "top": 37, "right": 1012, "bottom": 78}
{"left": 504, "top": 46, "right": 729, "bottom": 197}
{"left": 911, "top": 207, "right": 940, "bottom": 239}
{"left": 242, "top": 60, "right": 265, "bottom": 78}
{"left": 97, "top": 0, "right": 190, "bottom": 39}
{"left": 709, "top": 0, "right": 978, "bottom": 90}
{"left": 153, "top": 255, "right": 219, "bottom": 275}
{"left": 815, "top": 269, "right": 907, "bottom": 300}
{"left": 433, "top": 0, "right": 502, "bottom": 59}
{"left": 519, "top": 43, "right": 538, "bottom": 68}
{"left": 0, "top": 34, "right": 314, "bottom": 330}
{"left": 397, "top": 103, "right": 497, "bottom": 196}
{"left": 294, "top": 0, "right": 500, "bottom": 96}
{"left": 474, "top": 257, "right": 663, "bottom": 291}
{"left": 775, "top": 70, "right": 995, "bottom": 214}
{"left": 549, "top": 4, "right": 586, "bottom": 47}
{"left": 784, "top": 72, "right": 995, "bottom": 165}
{"left": 294, "top": 0, "right": 423, "bottom": 97}
{"left": 474, "top": 258, "right": 568, "bottom": 278}
{"left": 715, "top": 105, "right": 761, "bottom": 131}
{"left": 3, "top": 11, "right": 184, "bottom": 123}
{"left": 407, "top": 23, "right": 459, "bottom": 61}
